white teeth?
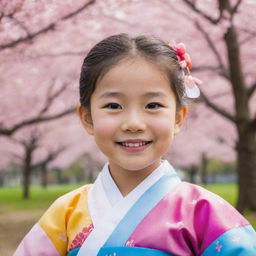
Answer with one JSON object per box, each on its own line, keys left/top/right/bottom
{"left": 121, "top": 142, "right": 148, "bottom": 147}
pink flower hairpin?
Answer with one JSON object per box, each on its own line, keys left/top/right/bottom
{"left": 171, "top": 43, "right": 192, "bottom": 69}
{"left": 169, "top": 43, "right": 201, "bottom": 99}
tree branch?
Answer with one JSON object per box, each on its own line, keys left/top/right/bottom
{"left": 0, "top": 1, "right": 25, "bottom": 21}
{"left": 240, "top": 33, "right": 256, "bottom": 45}
{"left": 11, "top": 16, "right": 31, "bottom": 35}
{"left": 0, "top": 23, "right": 56, "bottom": 50}
{"left": 26, "top": 51, "right": 85, "bottom": 59}
{"left": 38, "top": 80, "right": 55, "bottom": 115}
{"left": 182, "top": 0, "right": 222, "bottom": 24}
{"left": 39, "top": 81, "right": 69, "bottom": 115}
{"left": 161, "top": 0, "right": 195, "bottom": 22}
{"left": 10, "top": 152, "right": 23, "bottom": 161}
{"left": 238, "top": 27, "right": 256, "bottom": 45}
{"left": 231, "top": 0, "right": 243, "bottom": 15}
{"left": 62, "top": 0, "right": 95, "bottom": 20}
{"left": 0, "top": 0, "right": 96, "bottom": 50}
{"left": 192, "top": 65, "right": 229, "bottom": 80}
{"left": 192, "top": 65, "right": 221, "bottom": 73}
{"left": 251, "top": 115, "right": 256, "bottom": 130}
{"left": 0, "top": 106, "right": 76, "bottom": 136}
{"left": 20, "top": 129, "right": 42, "bottom": 150}
{"left": 247, "top": 81, "right": 256, "bottom": 99}
{"left": 195, "top": 21, "right": 229, "bottom": 79}
{"left": 33, "top": 146, "right": 67, "bottom": 169}
{"left": 200, "top": 90, "right": 236, "bottom": 123}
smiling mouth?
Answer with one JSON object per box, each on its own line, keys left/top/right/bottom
{"left": 116, "top": 141, "right": 152, "bottom": 147}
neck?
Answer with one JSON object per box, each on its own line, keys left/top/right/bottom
{"left": 108, "top": 161, "right": 161, "bottom": 197}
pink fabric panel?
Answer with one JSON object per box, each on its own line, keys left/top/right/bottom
{"left": 127, "top": 182, "right": 249, "bottom": 256}
{"left": 13, "top": 223, "right": 61, "bottom": 256}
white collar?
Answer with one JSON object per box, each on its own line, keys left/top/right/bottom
{"left": 100, "top": 160, "right": 174, "bottom": 207}
{"left": 100, "top": 163, "right": 123, "bottom": 207}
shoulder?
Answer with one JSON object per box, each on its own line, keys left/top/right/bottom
{"left": 174, "top": 181, "right": 223, "bottom": 199}
{"left": 164, "top": 181, "right": 250, "bottom": 236}
{"left": 172, "top": 182, "right": 253, "bottom": 253}
{"left": 37, "top": 184, "right": 93, "bottom": 254}
{"left": 53, "top": 183, "right": 93, "bottom": 208}
{"left": 173, "top": 182, "right": 235, "bottom": 208}
{"left": 172, "top": 182, "right": 248, "bottom": 222}
{"left": 39, "top": 183, "right": 92, "bottom": 224}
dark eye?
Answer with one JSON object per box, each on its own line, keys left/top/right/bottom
{"left": 146, "top": 103, "right": 163, "bottom": 109}
{"left": 104, "top": 103, "right": 122, "bottom": 109}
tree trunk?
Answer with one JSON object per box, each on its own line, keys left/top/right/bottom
{"left": 22, "top": 146, "right": 34, "bottom": 199}
{"left": 87, "top": 167, "right": 94, "bottom": 183}
{"left": 41, "top": 164, "right": 48, "bottom": 188}
{"left": 55, "top": 168, "right": 62, "bottom": 184}
{"left": 224, "top": 24, "right": 256, "bottom": 212}
{"left": 23, "top": 156, "right": 32, "bottom": 199}
{"left": 236, "top": 129, "right": 256, "bottom": 212}
{"left": 200, "top": 153, "right": 208, "bottom": 185}
{"left": 0, "top": 171, "right": 4, "bottom": 186}
{"left": 189, "top": 165, "right": 197, "bottom": 184}
{"left": 181, "top": 0, "right": 256, "bottom": 213}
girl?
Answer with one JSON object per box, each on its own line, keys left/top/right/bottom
{"left": 14, "top": 34, "right": 256, "bottom": 256}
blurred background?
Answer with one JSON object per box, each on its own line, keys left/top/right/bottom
{"left": 0, "top": 0, "right": 256, "bottom": 254}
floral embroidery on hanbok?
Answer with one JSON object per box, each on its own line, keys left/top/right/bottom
{"left": 215, "top": 241, "right": 223, "bottom": 252}
{"left": 69, "top": 224, "right": 94, "bottom": 250}
{"left": 125, "top": 239, "right": 135, "bottom": 247}
{"left": 58, "top": 232, "right": 67, "bottom": 242}
{"left": 104, "top": 253, "right": 117, "bottom": 256}
{"left": 232, "top": 236, "right": 241, "bottom": 242}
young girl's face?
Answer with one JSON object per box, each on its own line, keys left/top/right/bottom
{"left": 79, "top": 57, "right": 187, "bottom": 176}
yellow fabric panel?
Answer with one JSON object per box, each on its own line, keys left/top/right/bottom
{"left": 39, "top": 184, "right": 93, "bottom": 255}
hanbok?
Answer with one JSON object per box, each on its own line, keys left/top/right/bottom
{"left": 14, "top": 160, "right": 256, "bottom": 255}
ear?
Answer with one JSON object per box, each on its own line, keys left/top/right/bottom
{"left": 76, "top": 105, "right": 94, "bottom": 136}
{"left": 174, "top": 106, "right": 188, "bottom": 135}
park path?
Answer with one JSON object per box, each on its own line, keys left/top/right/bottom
{"left": 0, "top": 209, "right": 44, "bottom": 256}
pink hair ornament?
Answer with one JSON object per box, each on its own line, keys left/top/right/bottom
{"left": 169, "top": 42, "right": 201, "bottom": 99}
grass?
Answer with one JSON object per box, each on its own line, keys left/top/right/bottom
{"left": 0, "top": 184, "right": 82, "bottom": 213}
{"left": 0, "top": 183, "right": 255, "bottom": 228}
{"left": 204, "top": 183, "right": 237, "bottom": 206}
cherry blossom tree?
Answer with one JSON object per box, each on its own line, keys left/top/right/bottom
{"left": 176, "top": 0, "right": 256, "bottom": 212}
{"left": 10, "top": 128, "right": 67, "bottom": 199}
{"left": 0, "top": 0, "right": 255, "bottom": 212}
{"left": 0, "top": 0, "right": 97, "bottom": 195}
{"left": 0, "top": 0, "right": 96, "bottom": 136}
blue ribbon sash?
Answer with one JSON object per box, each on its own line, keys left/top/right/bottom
{"left": 98, "top": 246, "right": 175, "bottom": 256}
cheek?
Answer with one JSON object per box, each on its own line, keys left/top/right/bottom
{"left": 93, "top": 116, "right": 118, "bottom": 138}
{"left": 150, "top": 115, "right": 176, "bottom": 137}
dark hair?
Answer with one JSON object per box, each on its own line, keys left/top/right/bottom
{"left": 79, "top": 33, "right": 188, "bottom": 110}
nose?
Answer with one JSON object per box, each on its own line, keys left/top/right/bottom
{"left": 121, "top": 110, "right": 146, "bottom": 132}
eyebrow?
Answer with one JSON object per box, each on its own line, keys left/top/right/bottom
{"left": 99, "top": 91, "right": 167, "bottom": 99}
{"left": 143, "top": 91, "right": 167, "bottom": 98}
{"left": 99, "top": 92, "right": 123, "bottom": 99}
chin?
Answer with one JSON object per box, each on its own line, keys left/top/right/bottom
{"left": 119, "top": 159, "right": 161, "bottom": 172}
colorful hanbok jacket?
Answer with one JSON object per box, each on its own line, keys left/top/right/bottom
{"left": 14, "top": 160, "right": 256, "bottom": 256}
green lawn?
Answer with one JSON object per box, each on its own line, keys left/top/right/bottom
{"left": 0, "top": 184, "right": 81, "bottom": 213}
{"left": 0, "top": 183, "right": 255, "bottom": 228}
{"left": 204, "top": 183, "right": 237, "bottom": 206}
{"left": 204, "top": 183, "right": 256, "bottom": 229}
